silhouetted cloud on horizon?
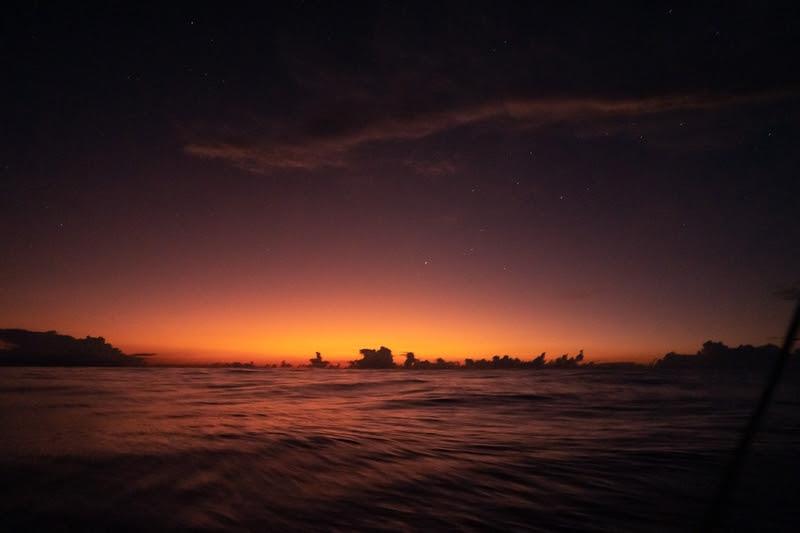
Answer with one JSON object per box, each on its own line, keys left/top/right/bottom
{"left": 0, "top": 329, "right": 144, "bottom": 367}
{"left": 653, "top": 340, "right": 799, "bottom": 371}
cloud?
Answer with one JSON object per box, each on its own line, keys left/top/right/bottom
{"left": 774, "top": 284, "right": 800, "bottom": 301}
{"left": 184, "top": 91, "right": 790, "bottom": 173}
{"left": 403, "top": 158, "right": 457, "bottom": 176}
{"left": 0, "top": 329, "right": 144, "bottom": 367}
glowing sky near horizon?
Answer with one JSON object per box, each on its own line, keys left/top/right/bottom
{"left": 2, "top": 4, "right": 798, "bottom": 363}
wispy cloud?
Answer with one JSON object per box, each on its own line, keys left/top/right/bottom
{"left": 184, "top": 91, "right": 789, "bottom": 173}
{"left": 403, "top": 158, "right": 457, "bottom": 176}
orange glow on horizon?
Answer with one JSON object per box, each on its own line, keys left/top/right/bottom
{"left": 3, "top": 235, "right": 791, "bottom": 365}
{"left": 4, "top": 282, "right": 787, "bottom": 365}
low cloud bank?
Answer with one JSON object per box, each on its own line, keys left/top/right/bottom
{"left": 0, "top": 329, "right": 144, "bottom": 367}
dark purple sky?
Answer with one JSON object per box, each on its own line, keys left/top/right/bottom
{"left": 2, "top": 2, "right": 798, "bottom": 361}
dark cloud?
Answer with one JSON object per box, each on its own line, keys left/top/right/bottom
{"left": 184, "top": 91, "right": 790, "bottom": 173}
{"left": 403, "top": 158, "right": 458, "bottom": 177}
{"left": 0, "top": 329, "right": 144, "bottom": 367}
{"left": 774, "top": 284, "right": 800, "bottom": 301}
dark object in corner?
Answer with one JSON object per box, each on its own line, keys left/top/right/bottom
{"left": 703, "top": 298, "right": 800, "bottom": 531}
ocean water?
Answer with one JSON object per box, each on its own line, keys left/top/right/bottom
{"left": 1, "top": 367, "right": 799, "bottom": 531}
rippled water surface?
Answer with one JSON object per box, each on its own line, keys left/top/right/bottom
{"left": 1, "top": 367, "right": 799, "bottom": 531}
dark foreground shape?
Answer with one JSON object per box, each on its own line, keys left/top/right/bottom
{"left": 703, "top": 298, "right": 800, "bottom": 531}
{"left": 0, "top": 329, "right": 143, "bottom": 366}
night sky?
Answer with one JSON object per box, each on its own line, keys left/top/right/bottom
{"left": 2, "top": 2, "right": 799, "bottom": 362}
